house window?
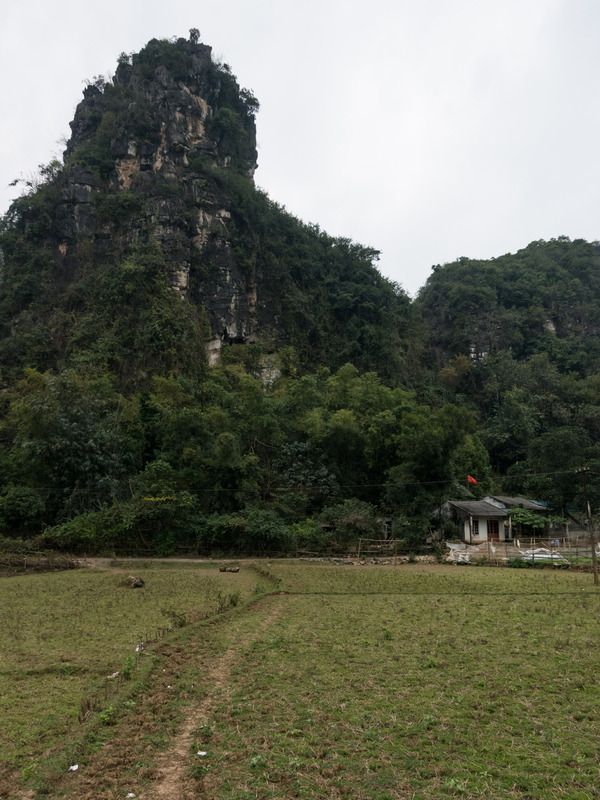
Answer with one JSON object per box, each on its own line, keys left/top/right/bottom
{"left": 472, "top": 520, "right": 479, "bottom": 537}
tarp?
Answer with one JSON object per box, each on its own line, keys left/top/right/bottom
{"left": 445, "top": 541, "right": 496, "bottom": 564}
{"left": 518, "top": 547, "right": 569, "bottom": 564}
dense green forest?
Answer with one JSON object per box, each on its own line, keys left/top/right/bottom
{"left": 0, "top": 34, "right": 599, "bottom": 554}
{"left": 418, "top": 239, "right": 600, "bottom": 513}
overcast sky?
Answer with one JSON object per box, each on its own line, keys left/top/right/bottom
{"left": 1, "top": 0, "right": 599, "bottom": 296}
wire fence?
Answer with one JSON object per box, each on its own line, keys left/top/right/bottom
{"left": 445, "top": 530, "right": 600, "bottom": 571}
{"left": 1, "top": 532, "right": 598, "bottom": 572}
{"left": 330, "top": 533, "right": 600, "bottom": 573}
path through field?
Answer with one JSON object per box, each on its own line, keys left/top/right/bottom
{"left": 67, "top": 593, "right": 285, "bottom": 800}
{"left": 12, "top": 563, "right": 600, "bottom": 800}
{"left": 149, "top": 600, "right": 282, "bottom": 799}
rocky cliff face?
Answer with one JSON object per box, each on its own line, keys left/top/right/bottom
{"left": 0, "top": 35, "right": 408, "bottom": 385}
{"left": 59, "top": 36, "right": 261, "bottom": 362}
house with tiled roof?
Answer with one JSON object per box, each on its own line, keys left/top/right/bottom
{"left": 443, "top": 495, "right": 548, "bottom": 543}
{"left": 442, "top": 500, "right": 511, "bottom": 543}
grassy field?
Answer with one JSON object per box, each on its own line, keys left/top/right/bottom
{"left": 0, "top": 560, "right": 267, "bottom": 788}
{"left": 2, "top": 561, "right": 600, "bottom": 799}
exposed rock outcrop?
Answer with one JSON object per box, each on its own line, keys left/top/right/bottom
{"left": 0, "top": 34, "right": 407, "bottom": 384}
{"left": 59, "top": 37, "right": 262, "bottom": 359}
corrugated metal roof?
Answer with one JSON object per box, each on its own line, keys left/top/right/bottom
{"left": 487, "top": 495, "right": 547, "bottom": 512}
{"left": 446, "top": 500, "right": 508, "bottom": 517}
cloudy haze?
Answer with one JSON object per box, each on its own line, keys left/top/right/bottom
{"left": 1, "top": 0, "right": 599, "bottom": 295}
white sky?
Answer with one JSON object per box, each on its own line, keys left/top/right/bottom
{"left": 1, "top": 0, "right": 599, "bottom": 296}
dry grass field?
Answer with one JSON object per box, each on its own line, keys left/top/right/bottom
{"left": 1, "top": 561, "right": 599, "bottom": 799}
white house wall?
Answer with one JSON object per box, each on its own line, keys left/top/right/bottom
{"left": 468, "top": 517, "right": 508, "bottom": 542}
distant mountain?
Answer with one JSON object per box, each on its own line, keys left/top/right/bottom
{"left": 417, "top": 237, "right": 600, "bottom": 374}
{"left": 0, "top": 34, "right": 410, "bottom": 386}
{"left": 1, "top": 34, "right": 600, "bottom": 550}
{"left": 417, "top": 239, "right": 600, "bottom": 504}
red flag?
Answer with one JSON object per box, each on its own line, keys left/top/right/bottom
{"left": 467, "top": 475, "right": 477, "bottom": 484}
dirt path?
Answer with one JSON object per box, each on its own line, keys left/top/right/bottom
{"left": 55, "top": 594, "right": 285, "bottom": 800}
{"left": 147, "top": 600, "right": 282, "bottom": 799}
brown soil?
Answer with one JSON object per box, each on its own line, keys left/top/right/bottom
{"left": 149, "top": 602, "right": 282, "bottom": 799}
{"left": 50, "top": 595, "right": 283, "bottom": 800}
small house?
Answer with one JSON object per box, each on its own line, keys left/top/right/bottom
{"left": 442, "top": 500, "right": 511, "bottom": 543}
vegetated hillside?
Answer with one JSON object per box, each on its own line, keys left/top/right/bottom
{"left": 0, "top": 33, "right": 411, "bottom": 387}
{"left": 417, "top": 237, "right": 600, "bottom": 509}
{"left": 1, "top": 33, "right": 599, "bottom": 553}
{"left": 418, "top": 237, "right": 600, "bottom": 370}
{"left": 0, "top": 33, "right": 456, "bottom": 553}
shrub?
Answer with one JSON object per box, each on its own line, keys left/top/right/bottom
{"left": 122, "top": 654, "right": 137, "bottom": 679}
{"left": 132, "top": 38, "right": 193, "bottom": 82}
{"left": 240, "top": 508, "right": 294, "bottom": 554}
{"left": 290, "top": 519, "right": 330, "bottom": 552}
{"left": 0, "top": 534, "right": 38, "bottom": 553}
{"left": 508, "top": 557, "right": 531, "bottom": 569}
{"left": 196, "top": 508, "right": 295, "bottom": 555}
{"left": 195, "top": 512, "right": 247, "bottom": 553}
{"left": 95, "top": 191, "right": 141, "bottom": 222}
{"left": 42, "top": 509, "right": 123, "bottom": 552}
{"left": 319, "top": 499, "right": 381, "bottom": 547}
{"left": 0, "top": 486, "right": 46, "bottom": 532}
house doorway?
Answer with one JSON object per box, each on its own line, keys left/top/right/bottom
{"left": 487, "top": 520, "right": 500, "bottom": 541}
